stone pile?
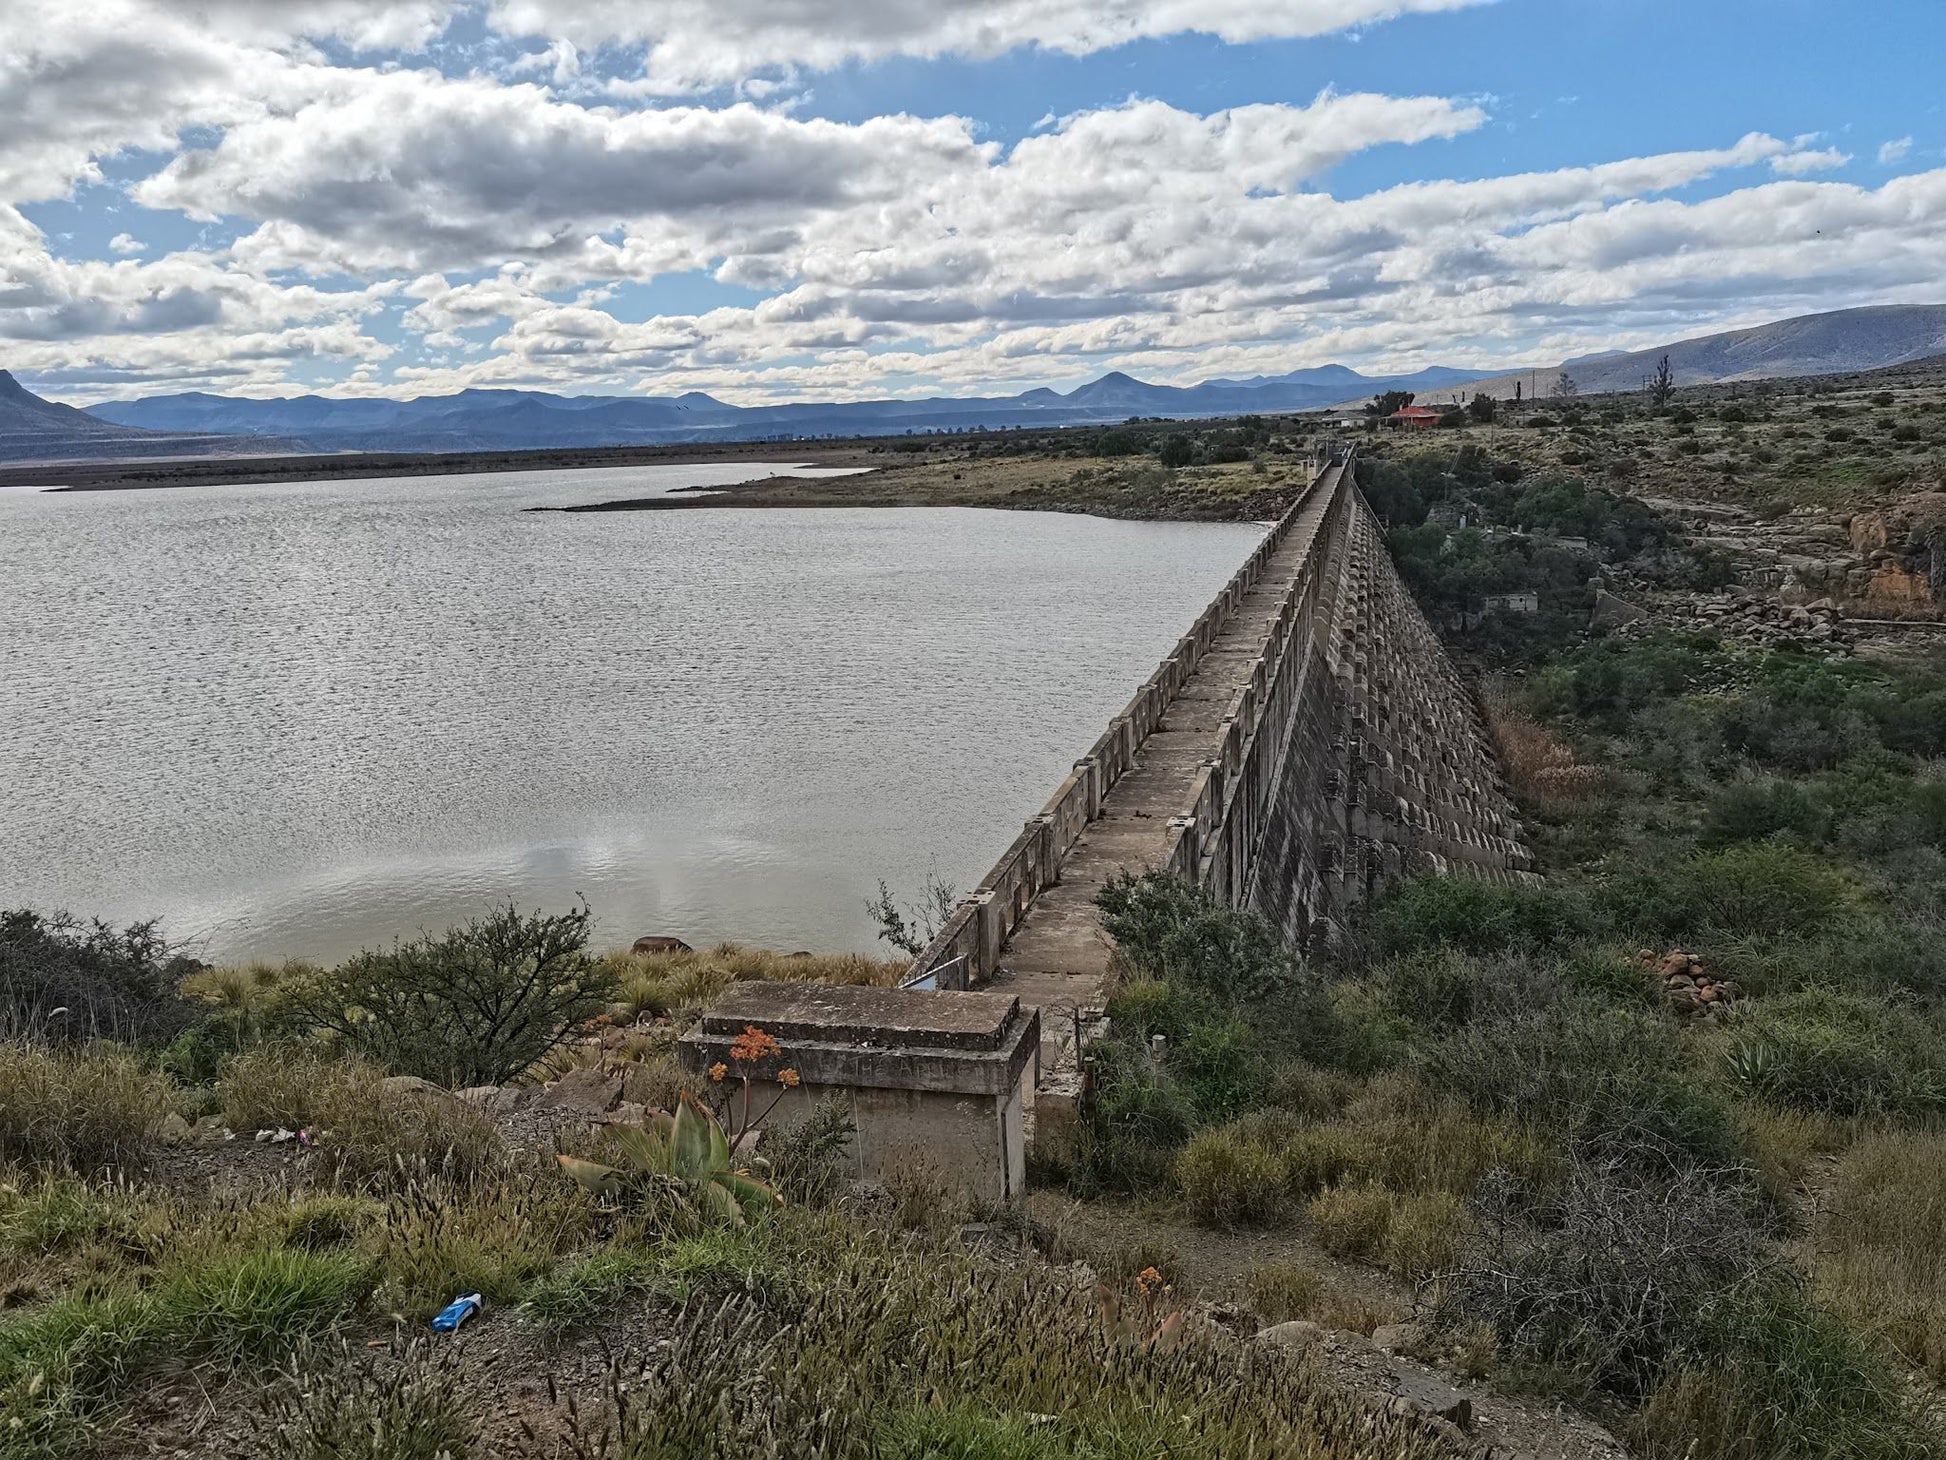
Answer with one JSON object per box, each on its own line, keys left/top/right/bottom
{"left": 1641, "top": 948, "right": 1740, "bottom": 1016}
{"left": 1628, "top": 589, "right": 1852, "bottom": 651}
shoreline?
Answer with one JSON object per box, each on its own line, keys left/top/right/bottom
{"left": 1, "top": 439, "right": 883, "bottom": 493}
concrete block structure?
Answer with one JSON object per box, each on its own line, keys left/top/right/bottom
{"left": 679, "top": 981, "right": 1039, "bottom": 1203}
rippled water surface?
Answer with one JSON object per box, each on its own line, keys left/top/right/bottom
{"left": 0, "top": 462, "right": 1263, "bottom": 963}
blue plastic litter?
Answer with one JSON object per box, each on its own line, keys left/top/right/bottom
{"left": 431, "top": 1292, "right": 483, "bottom": 1332}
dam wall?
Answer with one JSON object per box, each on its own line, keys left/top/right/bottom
{"left": 908, "top": 451, "right": 1532, "bottom": 1020}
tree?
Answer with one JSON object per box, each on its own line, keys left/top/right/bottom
{"left": 1648, "top": 354, "right": 1675, "bottom": 408}
{"left": 1467, "top": 392, "right": 1498, "bottom": 425}
{"left": 0, "top": 909, "right": 202, "bottom": 1046}
{"left": 866, "top": 873, "right": 959, "bottom": 957}
{"left": 289, "top": 902, "right": 608, "bottom": 1087}
{"left": 1553, "top": 372, "right": 1579, "bottom": 399}
{"left": 1366, "top": 390, "right": 1416, "bottom": 419}
{"left": 1158, "top": 434, "right": 1195, "bottom": 468}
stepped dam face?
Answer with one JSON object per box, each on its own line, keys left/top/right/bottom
{"left": 903, "top": 451, "right": 1534, "bottom": 1087}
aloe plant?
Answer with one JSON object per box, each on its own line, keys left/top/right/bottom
{"left": 557, "top": 1093, "right": 781, "bottom": 1226}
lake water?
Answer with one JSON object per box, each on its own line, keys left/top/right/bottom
{"left": 0, "top": 463, "right": 1263, "bottom": 965}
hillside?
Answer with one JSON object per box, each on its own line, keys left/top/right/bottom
{"left": 0, "top": 370, "right": 299, "bottom": 464}
{"left": 1359, "top": 304, "right": 1946, "bottom": 410}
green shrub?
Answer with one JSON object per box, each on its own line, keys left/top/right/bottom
{"left": 1098, "top": 873, "right": 1299, "bottom": 1002}
{"left": 1634, "top": 1278, "right": 1941, "bottom": 1460}
{"left": 1368, "top": 877, "right": 1598, "bottom": 958}
{"left": 521, "top": 1250, "right": 659, "bottom": 1331}
{"left": 286, "top": 902, "right": 611, "bottom": 1086}
{"left": 0, "top": 1043, "right": 172, "bottom": 1171}
{"left": 1424, "top": 997, "right": 1741, "bottom": 1173}
{"left": 760, "top": 1097, "right": 856, "bottom": 1207}
{"left": 1723, "top": 990, "right": 1946, "bottom": 1118}
{"left": 1307, "top": 1181, "right": 1393, "bottom": 1263}
{"left": 1603, "top": 843, "right": 1855, "bottom": 940}
{"left": 1701, "top": 781, "right": 1826, "bottom": 846}
{"left": 161, "top": 1249, "right": 370, "bottom": 1368}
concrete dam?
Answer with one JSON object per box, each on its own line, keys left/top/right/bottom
{"left": 906, "top": 451, "right": 1533, "bottom": 1061}
{"left": 688, "top": 451, "right": 1534, "bottom": 1197}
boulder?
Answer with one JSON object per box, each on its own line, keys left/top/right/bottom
{"left": 631, "top": 936, "right": 694, "bottom": 956}
{"left": 379, "top": 1074, "right": 451, "bottom": 1100}
{"left": 1383, "top": 1359, "right": 1475, "bottom": 1431}
{"left": 1591, "top": 590, "right": 1650, "bottom": 630}
{"left": 1257, "top": 1320, "right": 1325, "bottom": 1353}
{"left": 545, "top": 1064, "right": 623, "bottom": 1115}
{"left": 456, "top": 1086, "right": 500, "bottom": 1107}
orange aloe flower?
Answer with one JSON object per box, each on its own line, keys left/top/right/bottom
{"left": 777, "top": 1068, "right": 801, "bottom": 1089}
{"left": 708, "top": 1062, "right": 728, "bottom": 1083}
{"left": 729, "top": 1024, "right": 780, "bottom": 1064}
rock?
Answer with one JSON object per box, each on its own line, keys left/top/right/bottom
{"left": 1371, "top": 1322, "right": 1428, "bottom": 1356}
{"left": 608, "top": 1101, "right": 648, "bottom": 1128}
{"left": 484, "top": 1086, "right": 534, "bottom": 1119}
{"left": 1257, "top": 1320, "right": 1325, "bottom": 1352}
{"left": 158, "top": 1112, "right": 193, "bottom": 1144}
{"left": 1383, "top": 1358, "right": 1475, "bottom": 1431}
{"left": 379, "top": 1074, "right": 449, "bottom": 1099}
{"left": 545, "top": 1065, "right": 622, "bottom": 1115}
{"left": 456, "top": 1086, "right": 500, "bottom": 1107}
{"left": 193, "top": 1114, "right": 233, "bottom": 1142}
{"left": 1591, "top": 589, "right": 1650, "bottom": 630}
{"left": 1655, "top": 950, "right": 1692, "bottom": 978}
{"left": 631, "top": 936, "right": 694, "bottom": 956}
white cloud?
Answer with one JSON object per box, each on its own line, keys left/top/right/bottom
{"left": 1770, "top": 146, "right": 1849, "bottom": 177}
{"left": 487, "top": 0, "right": 1497, "bottom": 93}
{"left": 1880, "top": 136, "right": 1913, "bottom": 165}
{"left": 4, "top": 0, "right": 1943, "bottom": 406}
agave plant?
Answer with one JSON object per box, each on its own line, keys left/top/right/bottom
{"left": 558, "top": 1092, "right": 782, "bottom": 1226}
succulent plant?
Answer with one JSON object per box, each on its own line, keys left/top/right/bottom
{"left": 558, "top": 1092, "right": 781, "bottom": 1226}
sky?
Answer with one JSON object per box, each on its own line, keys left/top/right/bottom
{"left": 3, "top": 0, "right": 1943, "bottom": 405}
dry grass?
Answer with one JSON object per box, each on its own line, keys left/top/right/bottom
{"left": 219, "top": 1052, "right": 502, "bottom": 1192}
{"left": 599, "top": 942, "right": 906, "bottom": 1024}
{"left": 1482, "top": 682, "right": 1605, "bottom": 810}
{"left": 1813, "top": 1128, "right": 1946, "bottom": 1383}
{"left": 1307, "top": 1183, "right": 1462, "bottom": 1280}
{"left": 0, "top": 1042, "right": 173, "bottom": 1171}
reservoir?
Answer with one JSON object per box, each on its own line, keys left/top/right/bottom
{"left": 0, "top": 463, "right": 1263, "bottom": 965}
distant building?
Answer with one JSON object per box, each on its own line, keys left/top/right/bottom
{"left": 1387, "top": 406, "right": 1443, "bottom": 430}
{"left": 1484, "top": 591, "right": 1540, "bottom": 615}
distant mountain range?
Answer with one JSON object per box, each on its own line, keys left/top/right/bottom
{"left": 5, "top": 302, "right": 1945, "bottom": 464}
{"left": 0, "top": 370, "right": 291, "bottom": 463}
{"left": 72, "top": 363, "right": 1493, "bottom": 459}
{"left": 1388, "top": 304, "right": 1946, "bottom": 409}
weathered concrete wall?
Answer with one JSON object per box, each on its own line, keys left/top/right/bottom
{"left": 909, "top": 449, "right": 1530, "bottom": 998}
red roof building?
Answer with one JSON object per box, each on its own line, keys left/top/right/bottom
{"left": 1388, "top": 405, "right": 1444, "bottom": 429}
